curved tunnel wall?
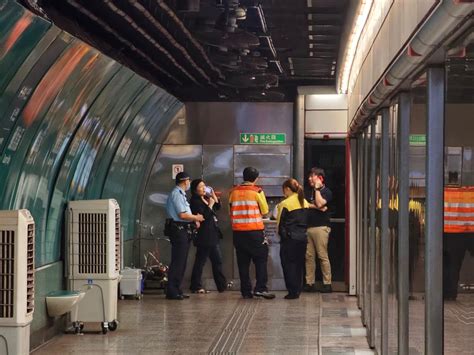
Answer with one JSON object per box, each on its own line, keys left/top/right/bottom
{"left": 0, "top": 1, "right": 183, "bottom": 343}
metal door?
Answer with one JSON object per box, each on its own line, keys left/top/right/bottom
{"left": 304, "top": 139, "right": 347, "bottom": 290}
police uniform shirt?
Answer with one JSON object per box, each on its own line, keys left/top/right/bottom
{"left": 166, "top": 186, "right": 192, "bottom": 222}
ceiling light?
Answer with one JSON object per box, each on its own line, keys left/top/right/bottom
{"left": 250, "top": 76, "right": 256, "bottom": 80}
{"left": 338, "top": 0, "right": 373, "bottom": 94}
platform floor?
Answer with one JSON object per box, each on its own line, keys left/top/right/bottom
{"left": 32, "top": 291, "right": 373, "bottom": 355}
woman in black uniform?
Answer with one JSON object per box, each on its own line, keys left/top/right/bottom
{"left": 277, "top": 178, "right": 309, "bottom": 299}
{"left": 189, "top": 179, "right": 228, "bottom": 293}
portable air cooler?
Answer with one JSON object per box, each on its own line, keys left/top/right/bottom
{"left": 0, "top": 209, "right": 35, "bottom": 355}
{"left": 67, "top": 199, "right": 121, "bottom": 334}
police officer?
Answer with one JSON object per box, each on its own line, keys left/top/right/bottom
{"left": 229, "top": 167, "right": 275, "bottom": 299}
{"left": 165, "top": 171, "right": 204, "bottom": 300}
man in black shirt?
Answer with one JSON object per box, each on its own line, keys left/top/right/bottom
{"left": 304, "top": 167, "right": 333, "bottom": 293}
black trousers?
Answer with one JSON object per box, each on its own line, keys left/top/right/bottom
{"left": 166, "top": 227, "right": 191, "bottom": 297}
{"left": 233, "top": 230, "right": 268, "bottom": 296}
{"left": 443, "top": 234, "right": 474, "bottom": 299}
{"left": 190, "top": 244, "right": 227, "bottom": 292}
{"left": 280, "top": 238, "right": 307, "bottom": 296}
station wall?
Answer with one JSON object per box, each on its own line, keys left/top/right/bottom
{"left": 0, "top": 1, "right": 183, "bottom": 346}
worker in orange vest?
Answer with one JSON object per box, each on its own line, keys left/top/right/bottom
{"left": 229, "top": 167, "right": 275, "bottom": 299}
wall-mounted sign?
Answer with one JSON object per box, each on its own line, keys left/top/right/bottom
{"left": 409, "top": 134, "right": 426, "bottom": 146}
{"left": 172, "top": 164, "right": 184, "bottom": 179}
{"left": 240, "top": 133, "right": 286, "bottom": 144}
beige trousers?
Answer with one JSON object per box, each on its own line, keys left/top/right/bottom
{"left": 305, "top": 226, "right": 332, "bottom": 285}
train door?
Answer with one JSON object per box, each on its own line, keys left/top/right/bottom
{"left": 304, "top": 138, "right": 347, "bottom": 291}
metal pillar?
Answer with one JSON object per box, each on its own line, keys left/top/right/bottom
{"left": 369, "top": 118, "right": 376, "bottom": 348}
{"left": 425, "top": 67, "right": 445, "bottom": 355}
{"left": 397, "top": 92, "right": 411, "bottom": 355}
{"left": 363, "top": 126, "right": 369, "bottom": 327}
{"left": 293, "top": 95, "right": 305, "bottom": 183}
{"left": 357, "top": 134, "right": 363, "bottom": 309}
{"left": 380, "top": 108, "right": 390, "bottom": 354}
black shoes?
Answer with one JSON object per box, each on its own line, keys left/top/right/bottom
{"left": 166, "top": 294, "right": 184, "bottom": 300}
{"left": 303, "top": 284, "right": 316, "bottom": 292}
{"left": 319, "top": 284, "right": 332, "bottom": 293}
{"left": 242, "top": 294, "right": 254, "bottom": 299}
{"left": 284, "top": 294, "right": 299, "bottom": 300}
{"left": 166, "top": 293, "right": 190, "bottom": 300}
{"left": 254, "top": 291, "right": 276, "bottom": 299}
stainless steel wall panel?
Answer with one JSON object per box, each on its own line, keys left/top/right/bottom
{"left": 234, "top": 145, "right": 291, "bottom": 196}
{"left": 201, "top": 145, "right": 234, "bottom": 283}
{"left": 165, "top": 102, "right": 293, "bottom": 145}
{"left": 139, "top": 145, "right": 203, "bottom": 268}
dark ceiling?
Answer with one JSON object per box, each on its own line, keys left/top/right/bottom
{"left": 19, "top": 0, "right": 350, "bottom": 102}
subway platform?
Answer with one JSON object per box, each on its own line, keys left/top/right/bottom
{"left": 32, "top": 292, "right": 373, "bottom": 355}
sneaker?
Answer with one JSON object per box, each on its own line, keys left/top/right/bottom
{"left": 303, "top": 284, "right": 316, "bottom": 293}
{"left": 284, "top": 294, "right": 299, "bottom": 300}
{"left": 254, "top": 291, "right": 276, "bottom": 299}
{"left": 319, "top": 284, "right": 332, "bottom": 293}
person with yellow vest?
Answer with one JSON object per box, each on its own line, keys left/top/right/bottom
{"left": 276, "top": 179, "right": 309, "bottom": 299}
{"left": 229, "top": 167, "right": 275, "bottom": 299}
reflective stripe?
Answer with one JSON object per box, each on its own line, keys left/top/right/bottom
{"left": 444, "top": 202, "right": 474, "bottom": 208}
{"left": 444, "top": 216, "right": 474, "bottom": 221}
{"left": 444, "top": 220, "right": 474, "bottom": 226}
{"left": 233, "top": 217, "right": 263, "bottom": 224}
{"left": 444, "top": 207, "right": 474, "bottom": 213}
{"left": 232, "top": 210, "right": 260, "bottom": 216}
{"left": 232, "top": 200, "right": 258, "bottom": 207}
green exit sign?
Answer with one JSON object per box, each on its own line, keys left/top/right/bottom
{"left": 409, "top": 134, "right": 426, "bottom": 146}
{"left": 240, "top": 133, "right": 286, "bottom": 144}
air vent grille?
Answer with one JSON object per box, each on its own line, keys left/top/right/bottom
{"left": 78, "top": 213, "right": 107, "bottom": 274}
{"left": 27, "top": 223, "right": 35, "bottom": 314}
{"left": 0, "top": 230, "right": 15, "bottom": 318}
{"left": 114, "top": 208, "right": 120, "bottom": 272}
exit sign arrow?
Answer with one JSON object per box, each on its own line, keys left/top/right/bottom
{"left": 240, "top": 133, "right": 286, "bottom": 145}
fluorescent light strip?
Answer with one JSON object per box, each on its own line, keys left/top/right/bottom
{"left": 338, "top": 0, "right": 373, "bottom": 94}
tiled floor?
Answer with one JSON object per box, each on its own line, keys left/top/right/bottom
{"left": 32, "top": 291, "right": 373, "bottom": 355}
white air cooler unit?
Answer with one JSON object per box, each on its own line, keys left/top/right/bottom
{"left": 67, "top": 199, "right": 120, "bottom": 333}
{"left": 0, "top": 209, "right": 35, "bottom": 355}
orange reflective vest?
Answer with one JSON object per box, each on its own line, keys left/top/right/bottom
{"left": 229, "top": 185, "right": 265, "bottom": 231}
{"left": 444, "top": 187, "right": 474, "bottom": 233}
